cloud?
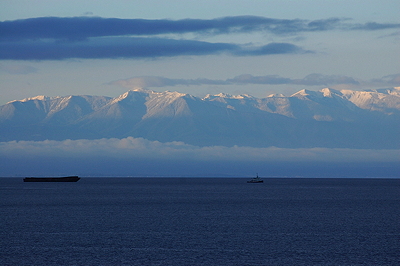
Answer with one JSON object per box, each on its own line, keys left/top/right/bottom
{"left": 0, "top": 64, "right": 37, "bottom": 74}
{"left": 292, "top": 73, "right": 360, "bottom": 86}
{"left": 1, "top": 137, "right": 398, "bottom": 177}
{"left": 0, "top": 36, "right": 306, "bottom": 60}
{"left": 0, "top": 37, "right": 233, "bottom": 60}
{"left": 110, "top": 76, "right": 228, "bottom": 88}
{"left": 0, "top": 16, "right": 299, "bottom": 42}
{"left": 1, "top": 15, "right": 398, "bottom": 60}
{"left": 228, "top": 73, "right": 359, "bottom": 86}
{"left": 111, "top": 73, "right": 360, "bottom": 88}
{"left": 1, "top": 16, "right": 399, "bottom": 41}
{"left": 370, "top": 74, "right": 400, "bottom": 86}
{"left": 82, "top": 12, "right": 94, "bottom": 16}
{"left": 233, "top": 43, "right": 311, "bottom": 56}
{"left": 350, "top": 22, "right": 400, "bottom": 31}
{"left": 228, "top": 74, "right": 292, "bottom": 85}
{"left": 306, "top": 17, "right": 345, "bottom": 31}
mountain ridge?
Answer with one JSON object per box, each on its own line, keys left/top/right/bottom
{"left": 1, "top": 87, "right": 399, "bottom": 149}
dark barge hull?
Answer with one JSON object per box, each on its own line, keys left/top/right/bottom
{"left": 23, "top": 176, "right": 80, "bottom": 182}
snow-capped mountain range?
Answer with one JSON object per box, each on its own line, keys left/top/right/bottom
{"left": 1, "top": 87, "right": 399, "bottom": 148}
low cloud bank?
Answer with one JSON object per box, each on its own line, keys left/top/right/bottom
{"left": 1, "top": 137, "right": 399, "bottom": 177}
{"left": 110, "top": 73, "right": 400, "bottom": 89}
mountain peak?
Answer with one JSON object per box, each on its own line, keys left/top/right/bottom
{"left": 267, "top": 93, "right": 285, "bottom": 98}
{"left": 9, "top": 95, "right": 51, "bottom": 104}
{"left": 143, "top": 90, "right": 194, "bottom": 119}
{"left": 204, "top": 92, "right": 254, "bottom": 100}
{"left": 290, "top": 89, "right": 316, "bottom": 98}
{"left": 130, "top": 87, "right": 156, "bottom": 94}
{"left": 320, "top": 88, "right": 344, "bottom": 98}
{"left": 290, "top": 88, "right": 345, "bottom": 99}
{"left": 159, "top": 90, "right": 188, "bottom": 98}
{"left": 109, "top": 89, "right": 151, "bottom": 104}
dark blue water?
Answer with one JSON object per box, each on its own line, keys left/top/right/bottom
{"left": 1, "top": 178, "right": 399, "bottom": 265}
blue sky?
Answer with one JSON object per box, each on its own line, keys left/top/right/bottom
{"left": 0, "top": 1, "right": 399, "bottom": 177}
{"left": 1, "top": 0, "right": 399, "bottom": 105}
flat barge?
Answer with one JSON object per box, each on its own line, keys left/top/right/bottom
{"left": 23, "top": 176, "right": 80, "bottom": 182}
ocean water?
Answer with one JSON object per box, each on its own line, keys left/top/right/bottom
{"left": 1, "top": 177, "right": 399, "bottom": 266}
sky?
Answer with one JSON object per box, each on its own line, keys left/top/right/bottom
{"left": 1, "top": 0, "right": 399, "bottom": 105}
{"left": 1, "top": 0, "right": 399, "bottom": 177}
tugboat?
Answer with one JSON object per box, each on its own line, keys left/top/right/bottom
{"left": 247, "top": 173, "right": 263, "bottom": 183}
{"left": 23, "top": 176, "right": 80, "bottom": 182}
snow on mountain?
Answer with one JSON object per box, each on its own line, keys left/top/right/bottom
{"left": 203, "top": 87, "right": 377, "bottom": 121}
{"left": 0, "top": 97, "right": 49, "bottom": 124}
{"left": 88, "top": 90, "right": 146, "bottom": 119}
{"left": 203, "top": 92, "right": 262, "bottom": 114}
{"left": 16, "top": 95, "right": 51, "bottom": 103}
{"left": 267, "top": 93, "right": 285, "bottom": 98}
{"left": 1, "top": 94, "right": 111, "bottom": 125}
{"left": 142, "top": 90, "right": 195, "bottom": 118}
{"left": 340, "top": 87, "right": 400, "bottom": 115}
{"left": 44, "top": 95, "right": 112, "bottom": 124}
{"left": 287, "top": 88, "right": 363, "bottom": 121}
{"left": 0, "top": 87, "right": 399, "bottom": 148}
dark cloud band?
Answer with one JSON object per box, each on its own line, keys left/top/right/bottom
{"left": 1, "top": 15, "right": 398, "bottom": 60}
{"left": 1, "top": 16, "right": 399, "bottom": 41}
{"left": 0, "top": 37, "right": 307, "bottom": 60}
{"left": 0, "top": 16, "right": 303, "bottom": 41}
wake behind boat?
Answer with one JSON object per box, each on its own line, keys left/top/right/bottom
{"left": 247, "top": 174, "right": 263, "bottom": 183}
{"left": 23, "top": 176, "right": 80, "bottom": 182}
